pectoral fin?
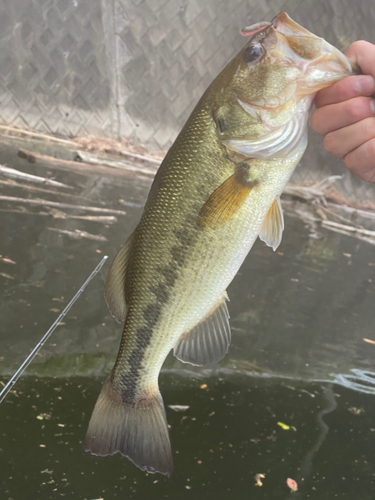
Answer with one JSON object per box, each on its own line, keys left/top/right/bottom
{"left": 173, "top": 293, "right": 231, "bottom": 366}
{"left": 259, "top": 196, "right": 284, "bottom": 251}
{"left": 104, "top": 232, "right": 135, "bottom": 323}
{"left": 199, "top": 169, "right": 257, "bottom": 228}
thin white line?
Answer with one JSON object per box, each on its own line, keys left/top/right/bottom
{"left": 0, "top": 255, "right": 108, "bottom": 404}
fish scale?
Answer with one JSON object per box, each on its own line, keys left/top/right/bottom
{"left": 84, "top": 11, "right": 358, "bottom": 476}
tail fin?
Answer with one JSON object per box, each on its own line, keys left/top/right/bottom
{"left": 84, "top": 378, "right": 173, "bottom": 477}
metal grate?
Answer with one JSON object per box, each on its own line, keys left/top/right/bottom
{"left": 0, "top": 0, "right": 374, "bottom": 199}
{"left": 0, "top": 0, "right": 113, "bottom": 137}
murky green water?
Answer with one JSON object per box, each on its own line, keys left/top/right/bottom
{"left": 0, "top": 137, "right": 374, "bottom": 499}
{"left": 1, "top": 374, "right": 374, "bottom": 499}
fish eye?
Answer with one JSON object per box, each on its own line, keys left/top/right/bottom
{"left": 243, "top": 44, "right": 264, "bottom": 64}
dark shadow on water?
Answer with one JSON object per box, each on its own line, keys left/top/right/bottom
{"left": 0, "top": 374, "right": 374, "bottom": 499}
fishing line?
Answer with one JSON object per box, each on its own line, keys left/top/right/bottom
{"left": 0, "top": 255, "right": 108, "bottom": 404}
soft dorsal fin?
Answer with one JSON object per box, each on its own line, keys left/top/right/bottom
{"left": 173, "top": 293, "right": 231, "bottom": 366}
{"left": 104, "top": 232, "right": 135, "bottom": 323}
{"left": 259, "top": 196, "right": 284, "bottom": 251}
{"left": 199, "top": 169, "right": 257, "bottom": 228}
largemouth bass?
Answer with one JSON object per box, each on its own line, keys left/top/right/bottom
{"left": 85, "top": 12, "right": 358, "bottom": 476}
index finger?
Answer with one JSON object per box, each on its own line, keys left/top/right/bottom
{"left": 314, "top": 75, "right": 375, "bottom": 108}
{"left": 315, "top": 40, "right": 375, "bottom": 108}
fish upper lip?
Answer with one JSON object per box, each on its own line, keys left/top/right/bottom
{"left": 271, "top": 11, "right": 360, "bottom": 76}
{"left": 271, "top": 11, "right": 313, "bottom": 37}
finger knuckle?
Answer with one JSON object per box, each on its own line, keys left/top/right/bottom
{"left": 366, "top": 137, "right": 375, "bottom": 158}
{"left": 335, "top": 81, "right": 350, "bottom": 102}
{"left": 346, "top": 99, "right": 366, "bottom": 120}
{"left": 350, "top": 40, "right": 373, "bottom": 53}
{"left": 345, "top": 138, "right": 375, "bottom": 175}
{"left": 310, "top": 112, "right": 324, "bottom": 134}
{"left": 310, "top": 113, "right": 319, "bottom": 132}
{"left": 344, "top": 152, "right": 356, "bottom": 172}
{"left": 323, "top": 132, "right": 338, "bottom": 155}
{"left": 359, "top": 117, "right": 375, "bottom": 138}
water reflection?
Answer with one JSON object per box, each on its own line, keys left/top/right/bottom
{"left": 0, "top": 137, "right": 374, "bottom": 386}
{"left": 1, "top": 137, "right": 374, "bottom": 498}
{"left": 332, "top": 369, "right": 375, "bottom": 395}
{"left": 285, "top": 384, "right": 337, "bottom": 500}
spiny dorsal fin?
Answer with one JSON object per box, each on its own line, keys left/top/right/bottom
{"left": 199, "top": 169, "right": 257, "bottom": 228}
{"left": 173, "top": 293, "right": 231, "bottom": 366}
{"left": 104, "top": 232, "right": 135, "bottom": 323}
{"left": 259, "top": 196, "right": 284, "bottom": 251}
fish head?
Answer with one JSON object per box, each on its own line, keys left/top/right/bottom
{"left": 226, "top": 11, "right": 359, "bottom": 109}
{"left": 213, "top": 12, "right": 360, "bottom": 159}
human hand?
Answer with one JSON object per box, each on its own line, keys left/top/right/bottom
{"left": 311, "top": 41, "right": 375, "bottom": 183}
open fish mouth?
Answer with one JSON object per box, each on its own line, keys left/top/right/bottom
{"left": 241, "top": 11, "right": 359, "bottom": 105}
{"left": 271, "top": 12, "right": 359, "bottom": 82}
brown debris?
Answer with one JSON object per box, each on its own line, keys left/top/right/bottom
{"left": 76, "top": 150, "right": 156, "bottom": 176}
{"left": 283, "top": 176, "right": 375, "bottom": 246}
{"left": 0, "top": 164, "right": 72, "bottom": 189}
{"left": 1, "top": 257, "right": 16, "bottom": 264}
{"left": 0, "top": 195, "right": 126, "bottom": 215}
{"left": 0, "top": 124, "right": 76, "bottom": 146}
{"left": 18, "top": 148, "right": 141, "bottom": 179}
{"left": 47, "top": 227, "right": 108, "bottom": 242}
{"left": 348, "top": 407, "right": 364, "bottom": 415}
{"left": 0, "top": 179, "right": 92, "bottom": 202}
{"left": 254, "top": 473, "right": 265, "bottom": 487}
{"left": 74, "top": 135, "right": 165, "bottom": 161}
{"left": 0, "top": 272, "right": 14, "bottom": 279}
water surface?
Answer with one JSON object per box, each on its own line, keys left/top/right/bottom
{"left": 0, "top": 138, "right": 374, "bottom": 498}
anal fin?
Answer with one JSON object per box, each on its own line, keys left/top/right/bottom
{"left": 105, "top": 231, "right": 135, "bottom": 323}
{"left": 174, "top": 293, "right": 231, "bottom": 366}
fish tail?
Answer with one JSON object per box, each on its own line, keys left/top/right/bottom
{"left": 84, "top": 377, "right": 173, "bottom": 477}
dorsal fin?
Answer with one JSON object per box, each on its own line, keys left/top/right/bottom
{"left": 173, "top": 293, "right": 231, "bottom": 366}
{"left": 104, "top": 232, "right": 135, "bottom": 323}
{"left": 259, "top": 196, "right": 284, "bottom": 251}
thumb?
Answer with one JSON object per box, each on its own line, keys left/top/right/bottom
{"left": 345, "top": 41, "right": 375, "bottom": 79}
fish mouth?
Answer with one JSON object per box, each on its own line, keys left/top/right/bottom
{"left": 271, "top": 11, "right": 360, "bottom": 89}
{"left": 272, "top": 11, "right": 314, "bottom": 37}
{"left": 240, "top": 12, "right": 359, "bottom": 108}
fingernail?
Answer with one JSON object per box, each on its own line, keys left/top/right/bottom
{"left": 371, "top": 99, "right": 375, "bottom": 114}
{"left": 355, "top": 75, "right": 375, "bottom": 94}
